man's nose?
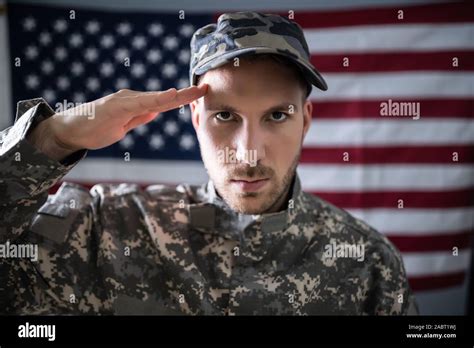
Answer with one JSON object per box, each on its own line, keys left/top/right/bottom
{"left": 234, "top": 122, "right": 266, "bottom": 166}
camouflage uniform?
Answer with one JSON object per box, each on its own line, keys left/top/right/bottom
{"left": 0, "top": 99, "right": 418, "bottom": 315}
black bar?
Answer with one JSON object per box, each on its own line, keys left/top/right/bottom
{"left": 0, "top": 315, "right": 472, "bottom": 345}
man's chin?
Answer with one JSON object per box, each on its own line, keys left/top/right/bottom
{"left": 223, "top": 192, "right": 273, "bottom": 214}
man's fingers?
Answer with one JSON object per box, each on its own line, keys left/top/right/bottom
{"left": 117, "top": 88, "right": 178, "bottom": 115}
{"left": 155, "top": 84, "right": 208, "bottom": 113}
{"left": 116, "top": 84, "right": 207, "bottom": 120}
{"left": 123, "top": 111, "right": 157, "bottom": 132}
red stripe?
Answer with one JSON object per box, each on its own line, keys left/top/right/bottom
{"left": 311, "top": 51, "right": 474, "bottom": 73}
{"left": 300, "top": 145, "right": 474, "bottom": 164}
{"left": 275, "top": 2, "right": 474, "bottom": 29}
{"left": 387, "top": 231, "right": 473, "bottom": 252}
{"left": 311, "top": 99, "right": 473, "bottom": 119}
{"left": 408, "top": 271, "right": 466, "bottom": 291}
{"left": 311, "top": 189, "right": 474, "bottom": 209}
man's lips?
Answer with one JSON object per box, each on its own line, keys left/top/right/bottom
{"left": 230, "top": 178, "right": 269, "bottom": 192}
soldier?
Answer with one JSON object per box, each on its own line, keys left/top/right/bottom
{"left": 0, "top": 12, "right": 418, "bottom": 315}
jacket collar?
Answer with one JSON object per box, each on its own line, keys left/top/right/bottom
{"left": 189, "top": 174, "right": 309, "bottom": 263}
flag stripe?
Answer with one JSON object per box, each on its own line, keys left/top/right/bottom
{"left": 277, "top": 2, "right": 474, "bottom": 29}
{"left": 403, "top": 249, "right": 471, "bottom": 276}
{"left": 310, "top": 72, "right": 474, "bottom": 100}
{"left": 301, "top": 145, "right": 474, "bottom": 164}
{"left": 387, "top": 231, "right": 472, "bottom": 252}
{"left": 312, "top": 189, "right": 474, "bottom": 209}
{"left": 347, "top": 207, "right": 474, "bottom": 235}
{"left": 305, "top": 24, "right": 474, "bottom": 53}
{"left": 311, "top": 99, "right": 473, "bottom": 119}
{"left": 311, "top": 51, "right": 474, "bottom": 72}
{"left": 298, "top": 164, "right": 474, "bottom": 191}
{"left": 409, "top": 271, "right": 466, "bottom": 291}
{"left": 305, "top": 119, "right": 474, "bottom": 146}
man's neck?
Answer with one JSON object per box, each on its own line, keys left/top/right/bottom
{"left": 264, "top": 176, "right": 295, "bottom": 214}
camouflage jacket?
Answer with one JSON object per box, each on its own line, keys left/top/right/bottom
{"left": 0, "top": 99, "right": 418, "bottom": 315}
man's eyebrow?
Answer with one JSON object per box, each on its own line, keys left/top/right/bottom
{"left": 205, "top": 102, "right": 299, "bottom": 114}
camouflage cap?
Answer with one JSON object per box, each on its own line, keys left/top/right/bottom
{"left": 189, "top": 11, "right": 328, "bottom": 92}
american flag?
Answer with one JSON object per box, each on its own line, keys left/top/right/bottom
{"left": 5, "top": 1, "right": 474, "bottom": 311}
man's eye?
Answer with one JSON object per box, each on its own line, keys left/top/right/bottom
{"left": 214, "top": 112, "right": 234, "bottom": 122}
{"left": 269, "top": 111, "right": 288, "bottom": 122}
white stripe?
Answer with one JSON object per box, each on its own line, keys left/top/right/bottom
{"left": 304, "top": 119, "right": 474, "bottom": 146}
{"left": 65, "top": 158, "right": 208, "bottom": 184}
{"left": 69, "top": 161, "right": 474, "bottom": 191}
{"left": 298, "top": 164, "right": 474, "bottom": 191}
{"left": 346, "top": 207, "right": 474, "bottom": 235}
{"left": 305, "top": 23, "right": 474, "bottom": 53}
{"left": 403, "top": 249, "right": 471, "bottom": 277}
{"left": 310, "top": 72, "right": 474, "bottom": 100}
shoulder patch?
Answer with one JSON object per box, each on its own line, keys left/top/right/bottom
{"left": 29, "top": 182, "right": 92, "bottom": 244}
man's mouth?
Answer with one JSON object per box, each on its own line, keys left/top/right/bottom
{"left": 230, "top": 178, "right": 269, "bottom": 192}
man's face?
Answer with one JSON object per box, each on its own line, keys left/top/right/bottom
{"left": 190, "top": 58, "right": 313, "bottom": 214}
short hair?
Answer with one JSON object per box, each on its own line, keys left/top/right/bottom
{"left": 195, "top": 53, "right": 312, "bottom": 100}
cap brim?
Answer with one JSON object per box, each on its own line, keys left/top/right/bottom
{"left": 192, "top": 47, "right": 328, "bottom": 91}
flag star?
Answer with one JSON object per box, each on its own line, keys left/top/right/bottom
{"left": 85, "top": 47, "right": 99, "bottom": 62}
{"left": 115, "top": 77, "right": 130, "bottom": 90}
{"left": 57, "top": 76, "right": 70, "bottom": 90}
{"left": 178, "top": 106, "right": 191, "bottom": 122}
{"left": 23, "top": 17, "right": 36, "bottom": 31}
{"left": 43, "top": 89, "right": 56, "bottom": 103}
{"left": 85, "top": 20, "right": 101, "bottom": 34}
{"left": 54, "top": 19, "right": 68, "bottom": 33}
{"left": 100, "top": 34, "right": 115, "bottom": 48}
{"left": 177, "top": 77, "right": 189, "bottom": 89}
{"left": 163, "top": 35, "right": 179, "bottom": 50}
{"left": 25, "top": 74, "right": 40, "bottom": 89}
{"left": 180, "top": 134, "right": 195, "bottom": 150}
{"left": 146, "top": 78, "right": 161, "bottom": 90}
{"left": 73, "top": 92, "right": 86, "bottom": 103}
{"left": 54, "top": 46, "right": 68, "bottom": 61}
{"left": 132, "top": 35, "right": 147, "bottom": 50}
{"left": 179, "top": 24, "right": 195, "bottom": 37}
{"left": 71, "top": 62, "right": 84, "bottom": 76}
{"left": 69, "top": 33, "right": 83, "bottom": 47}
{"left": 131, "top": 62, "right": 146, "bottom": 78}
{"left": 41, "top": 60, "right": 54, "bottom": 74}
{"left": 25, "top": 45, "right": 38, "bottom": 60}
{"left": 146, "top": 49, "right": 162, "bottom": 63}
{"left": 133, "top": 124, "right": 148, "bottom": 136}
{"left": 39, "top": 31, "right": 52, "bottom": 46}
{"left": 100, "top": 62, "right": 115, "bottom": 77}
{"left": 149, "top": 134, "right": 164, "bottom": 150}
{"left": 116, "top": 22, "right": 132, "bottom": 36}
{"left": 162, "top": 63, "right": 177, "bottom": 78}
{"left": 148, "top": 23, "right": 164, "bottom": 37}
{"left": 178, "top": 49, "right": 190, "bottom": 64}
{"left": 119, "top": 134, "right": 134, "bottom": 149}
{"left": 86, "top": 77, "right": 100, "bottom": 91}
{"left": 114, "top": 47, "right": 130, "bottom": 62}
{"left": 164, "top": 120, "right": 179, "bottom": 136}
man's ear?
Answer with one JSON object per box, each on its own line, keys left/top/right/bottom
{"left": 302, "top": 99, "right": 313, "bottom": 140}
{"left": 190, "top": 100, "right": 200, "bottom": 132}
